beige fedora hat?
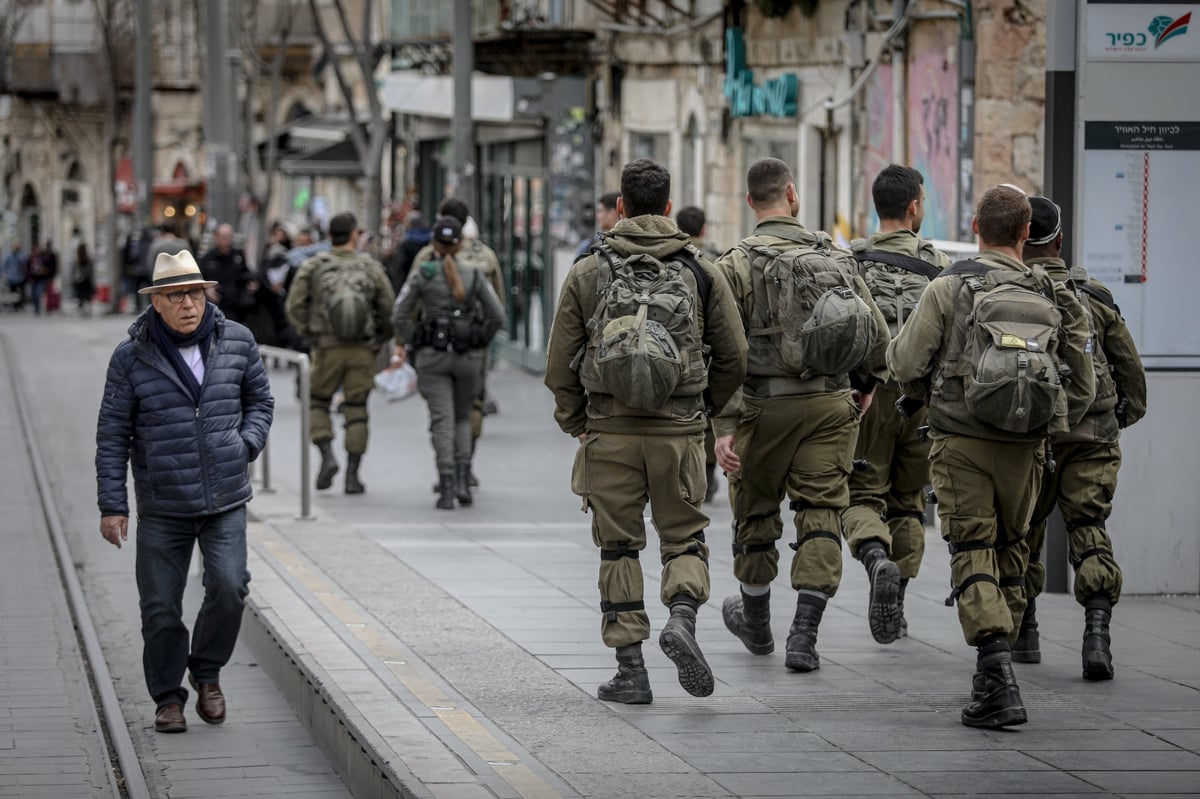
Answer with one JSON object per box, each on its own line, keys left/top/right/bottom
{"left": 138, "top": 250, "right": 218, "bottom": 295}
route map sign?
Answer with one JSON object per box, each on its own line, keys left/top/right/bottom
{"left": 1081, "top": 121, "right": 1200, "bottom": 362}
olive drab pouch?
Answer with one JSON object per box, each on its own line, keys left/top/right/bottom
{"left": 939, "top": 261, "right": 1067, "bottom": 435}
{"left": 577, "top": 245, "right": 709, "bottom": 412}
{"left": 743, "top": 230, "right": 873, "bottom": 377}
{"left": 1068, "top": 265, "right": 1119, "bottom": 415}
{"left": 853, "top": 244, "right": 941, "bottom": 338}
{"left": 315, "top": 256, "right": 375, "bottom": 342}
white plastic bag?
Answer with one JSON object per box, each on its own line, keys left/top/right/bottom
{"left": 374, "top": 363, "right": 418, "bottom": 402}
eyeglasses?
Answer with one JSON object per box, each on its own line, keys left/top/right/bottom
{"left": 163, "top": 287, "right": 206, "bottom": 304}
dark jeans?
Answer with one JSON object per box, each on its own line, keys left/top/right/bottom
{"left": 135, "top": 505, "right": 250, "bottom": 709}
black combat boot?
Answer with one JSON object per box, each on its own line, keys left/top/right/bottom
{"left": 785, "top": 593, "right": 827, "bottom": 672}
{"left": 344, "top": 454, "right": 365, "bottom": 495}
{"left": 859, "top": 541, "right": 902, "bottom": 644}
{"left": 597, "top": 643, "right": 653, "bottom": 704}
{"left": 315, "top": 440, "right": 339, "bottom": 490}
{"left": 962, "top": 638, "right": 1027, "bottom": 729}
{"left": 722, "top": 589, "right": 774, "bottom": 655}
{"left": 455, "top": 463, "right": 473, "bottom": 506}
{"left": 436, "top": 473, "right": 455, "bottom": 510}
{"left": 897, "top": 578, "right": 909, "bottom": 638}
{"left": 704, "top": 463, "right": 717, "bottom": 503}
{"left": 1082, "top": 594, "right": 1114, "bottom": 681}
{"left": 659, "top": 595, "right": 714, "bottom": 697}
{"left": 1012, "top": 598, "right": 1041, "bottom": 663}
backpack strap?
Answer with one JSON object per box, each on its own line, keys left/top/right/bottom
{"left": 668, "top": 248, "right": 713, "bottom": 315}
{"left": 857, "top": 250, "right": 941, "bottom": 280}
{"left": 941, "top": 259, "right": 996, "bottom": 279}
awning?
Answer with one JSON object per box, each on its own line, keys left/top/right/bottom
{"left": 258, "top": 118, "right": 365, "bottom": 178}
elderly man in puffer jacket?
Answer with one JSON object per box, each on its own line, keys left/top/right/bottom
{"left": 96, "top": 250, "right": 274, "bottom": 735}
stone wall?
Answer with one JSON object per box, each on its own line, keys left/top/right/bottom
{"left": 972, "top": 0, "right": 1047, "bottom": 196}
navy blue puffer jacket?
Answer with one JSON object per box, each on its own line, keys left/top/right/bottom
{"left": 96, "top": 308, "right": 275, "bottom": 518}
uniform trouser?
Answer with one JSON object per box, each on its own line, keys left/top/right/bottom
{"left": 571, "top": 430, "right": 710, "bottom": 648}
{"left": 416, "top": 347, "right": 484, "bottom": 474}
{"left": 842, "top": 383, "right": 931, "bottom": 578}
{"left": 310, "top": 345, "right": 377, "bottom": 454}
{"left": 1026, "top": 440, "right": 1123, "bottom": 606}
{"left": 929, "top": 435, "right": 1043, "bottom": 647}
{"left": 469, "top": 347, "right": 491, "bottom": 441}
{"left": 727, "top": 392, "right": 861, "bottom": 596}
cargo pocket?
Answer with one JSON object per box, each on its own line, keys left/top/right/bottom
{"left": 679, "top": 432, "right": 706, "bottom": 505}
{"left": 570, "top": 434, "right": 597, "bottom": 512}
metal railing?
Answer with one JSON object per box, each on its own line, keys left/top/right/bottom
{"left": 257, "top": 345, "right": 315, "bottom": 520}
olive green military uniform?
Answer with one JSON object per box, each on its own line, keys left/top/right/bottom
{"left": 887, "top": 250, "right": 1096, "bottom": 645}
{"left": 842, "top": 231, "right": 952, "bottom": 579}
{"left": 714, "top": 217, "right": 890, "bottom": 596}
{"left": 414, "top": 239, "right": 505, "bottom": 439}
{"left": 545, "top": 215, "right": 747, "bottom": 648}
{"left": 1024, "top": 257, "right": 1147, "bottom": 606}
{"left": 392, "top": 258, "right": 506, "bottom": 476}
{"left": 286, "top": 249, "right": 395, "bottom": 455}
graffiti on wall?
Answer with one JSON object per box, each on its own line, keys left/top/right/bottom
{"left": 907, "top": 51, "right": 959, "bottom": 240}
{"left": 862, "top": 63, "right": 894, "bottom": 235}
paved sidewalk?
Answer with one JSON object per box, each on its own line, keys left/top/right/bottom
{"left": 6, "top": 313, "right": 1200, "bottom": 798}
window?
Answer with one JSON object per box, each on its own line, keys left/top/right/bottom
{"left": 630, "top": 132, "right": 668, "bottom": 165}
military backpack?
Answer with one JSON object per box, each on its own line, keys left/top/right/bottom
{"left": 742, "top": 227, "right": 873, "bottom": 378}
{"left": 852, "top": 242, "right": 941, "bottom": 338}
{"left": 934, "top": 261, "right": 1068, "bottom": 435}
{"left": 314, "top": 256, "right": 376, "bottom": 342}
{"left": 1067, "top": 265, "right": 1119, "bottom": 416}
{"left": 576, "top": 244, "right": 710, "bottom": 412}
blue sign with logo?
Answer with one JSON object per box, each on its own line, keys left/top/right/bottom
{"left": 724, "top": 28, "right": 798, "bottom": 118}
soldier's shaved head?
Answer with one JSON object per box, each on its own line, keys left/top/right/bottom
{"left": 746, "top": 158, "right": 793, "bottom": 206}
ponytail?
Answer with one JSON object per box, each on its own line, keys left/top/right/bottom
{"left": 443, "top": 253, "right": 466, "bottom": 303}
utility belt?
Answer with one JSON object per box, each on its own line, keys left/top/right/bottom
{"left": 411, "top": 313, "right": 488, "bottom": 354}
{"left": 743, "top": 373, "right": 846, "bottom": 399}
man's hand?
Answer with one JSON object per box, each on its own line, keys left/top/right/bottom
{"left": 101, "top": 515, "right": 129, "bottom": 549}
{"left": 851, "top": 388, "right": 875, "bottom": 415}
{"left": 715, "top": 434, "right": 740, "bottom": 475}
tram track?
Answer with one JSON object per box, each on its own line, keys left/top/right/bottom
{"left": 2, "top": 330, "right": 151, "bottom": 799}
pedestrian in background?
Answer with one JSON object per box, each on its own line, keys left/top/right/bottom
{"left": 27, "top": 241, "right": 57, "bottom": 315}
{"left": 842, "top": 164, "right": 952, "bottom": 640}
{"left": 286, "top": 212, "right": 395, "bottom": 495}
{"left": 714, "top": 158, "right": 890, "bottom": 674}
{"left": 95, "top": 250, "right": 274, "bottom": 734}
{"left": 392, "top": 216, "right": 505, "bottom": 509}
{"left": 199, "top": 224, "right": 257, "bottom": 325}
{"left": 388, "top": 210, "right": 431, "bottom": 293}
{"left": 3, "top": 242, "right": 27, "bottom": 311}
{"left": 545, "top": 158, "right": 747, "bottom": 704}
{"left": 1017, "top": 194, "right": 1147, "bottom": 680}
{"left": 71, "top": 241, "right": 96, "bottom": 316}
{"left": 575, "top": 191, "right": 621, "bottom": 259}
{"left": 887, "top": 184, "right": 1095, "bottom": 728}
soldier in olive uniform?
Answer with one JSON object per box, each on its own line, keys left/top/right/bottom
{"left": 392, "top": 217, "right": 506, "bottom": 509}
{"left": 714, "top": 158, "right": 890, "bottom": 674}
{"left": 545, "top": 159, "right": 747, "bottom": 704}
{"left": 412, "top": 198, "right": 506, "bottom": 481}
{"left": 1015, "top": 195, "right": 1147, "bottom": 680}
{"left": 286, "top": 213, "right": 395, "bottom": 494}
{"left": 888, "top": 185, "right": 1096, "bottom": 728}
{"left": 676, "top": 205, "right": 724, "bottom": 503}
{"left": 843, "top": 165, "right": 952, "bottom": 642}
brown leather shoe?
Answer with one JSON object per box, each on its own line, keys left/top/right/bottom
{"left": 154, "top": 703, "right": 187, "bottom": 733}
{"left": 189, "top": 676, "right": 226, "bottom": 725}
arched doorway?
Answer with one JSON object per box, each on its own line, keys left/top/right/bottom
{"left": 20, "top": 184, "right": 40, "bottom": 249}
